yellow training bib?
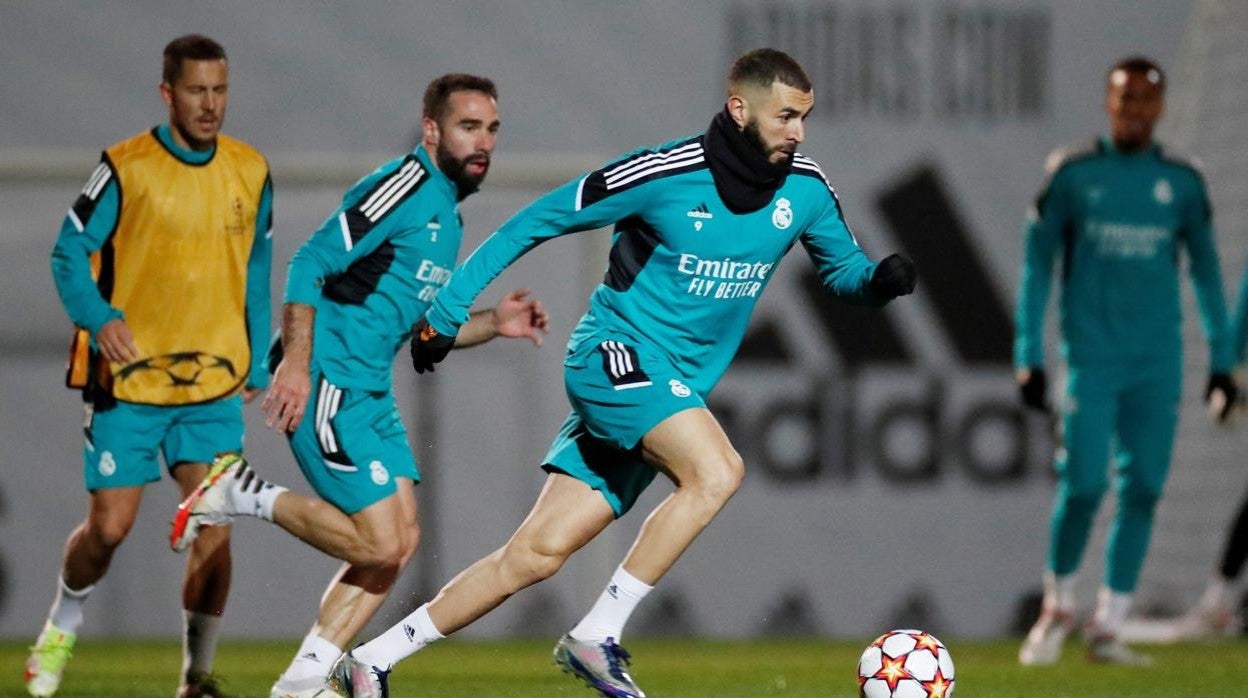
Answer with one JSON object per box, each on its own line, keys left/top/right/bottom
{"left": 99, "top": 130, "right": 268, "bottom": 405}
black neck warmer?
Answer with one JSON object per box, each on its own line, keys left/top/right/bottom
{"left": 455, "top": 181, "right": 478, "bottom": 202}
{"left": 703, "top": 107, "right": 791, "bottom": 213}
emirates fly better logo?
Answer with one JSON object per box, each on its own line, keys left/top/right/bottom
{"left": 677, "top": 254, "right": 774, "bottom": 300}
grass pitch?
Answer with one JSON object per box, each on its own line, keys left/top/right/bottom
{"left": 2, "top": 636, "right": 1247, "bottom": 697}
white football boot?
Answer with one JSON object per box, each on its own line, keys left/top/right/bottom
{"left": 1086, "top": 634, "right": 1153, "bottom": 666}
{"left": 170, "top": 453, "right": 245, "bottom": 552}
{"left": 1019, "top": 607, "right": 1075, "bottom": 666}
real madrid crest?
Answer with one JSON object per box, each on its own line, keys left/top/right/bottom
{"left": 226, "top": 196, "right": 246, "bottom": 234}
{"left": 772, "top": 197, "right": 793, "bottom": 229}
{"left": 1153, "top": 178, "right": 1172, "bottom": 205}
{"left": 669, "top": 379, "right": 691, "bottom": 398}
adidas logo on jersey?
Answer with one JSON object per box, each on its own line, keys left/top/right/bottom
{"left": 686, "top": 203, "right": 714, "bottom": 219}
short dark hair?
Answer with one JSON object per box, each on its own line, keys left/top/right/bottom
{"left": 423, "top": 73, "right": 498, "bottom": 123}
{"left": 162, "top": 34, "right": 227, "bottom": 85}
{"left": 1108, "top": 55, "right": 1165, "bottom": 92}
{"left": 728, "top": 48, "right": 812, "bottom": 95}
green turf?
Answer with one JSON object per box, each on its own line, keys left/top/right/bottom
{"left": 3, "top": 636, "right": 1247, "bottom": 697}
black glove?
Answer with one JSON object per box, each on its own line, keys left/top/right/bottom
{"left": 870, "top": 254, "right": 917, "bottom": 298}
{"left": 1206, "top": 372, "right": 1239, "bottom": 423}
{"left": 409, "top": 318, "right": 456, "bottom": 374}
{"left": 1018, "top": 368, "right": 1049, "bottom": 413}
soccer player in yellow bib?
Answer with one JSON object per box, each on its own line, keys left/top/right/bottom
{"left": 29, "top": 35, "right": 272, "bottom": 698}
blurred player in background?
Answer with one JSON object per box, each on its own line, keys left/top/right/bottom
{"left": 169, "top": 74, "right": 549, "bottom": 698}
{"left": 31, "top": 34, "right": 273, "bottom": 698}
{"left": 1014, "top": 56, "right": 1238, "bottom": 667}
{"left": 335, "top": 48, "right": 916, "bottom": 698}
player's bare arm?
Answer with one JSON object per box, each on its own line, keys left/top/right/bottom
{"left": 262, "top": 302, "right": 314, "bottom": 432}
{"left": 452, "top": 288, "right": 549, "bottom": 349}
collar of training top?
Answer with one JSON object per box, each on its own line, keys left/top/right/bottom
{"left": 702, "top": 107, "right": 792, "bottom": 214}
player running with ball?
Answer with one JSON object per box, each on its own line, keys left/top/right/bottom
{"left": 333, "top": 48, "right": 917, "bottom": 698}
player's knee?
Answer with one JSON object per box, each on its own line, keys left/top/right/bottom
{"left": 86, "top": 514, "right": 136, "bottom": 549}
{"left": 350, "top": 534, "right": 407, "bottom": 568}
{"left": 521, "top": 549, "right": 565, "bottom": 584}
{"left": 1059, "top": 475, "right": 1107, "bottom": 509}
{"left": 400, "top": 521, "right": 421, "bottom": 564}
{"left": 1060, "top": 490, "right": 1105, "bottom": 519}
{"left": 376, "top": 536, "right": 408, "bottom": 568}
{"left": 501, "top": 541, "right": 566, "bottom": 587}
{"left": 1118, "top": 481, "right": 1163, "bottom": 514}
{"left": 690, "top": 450, "right": 745, "bottom": 504}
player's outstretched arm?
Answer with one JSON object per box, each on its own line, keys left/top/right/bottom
{"left": 424, "top": 166, "right": 654, "bottom": 340}
{"left": 797, "top": 185, "right": 914, "bottom": 305}
{"left": 411, "top": 288, "right": 550, "bottom": 373}
{"left": 453, "top": 288, "right": 550, "bottom": 349}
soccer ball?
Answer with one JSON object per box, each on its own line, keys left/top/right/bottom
{"left": 857, "top": 628, "right": 955, "bottom": 698}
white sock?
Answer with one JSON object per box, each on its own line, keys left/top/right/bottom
{"left": 1043, "top": 571, "right": 1077, "bottom": 614}
{"left": 181, "top": 611, "right": 222, "bottom": 677}
{"left": 48, "top": 577, "right": 93, "bottom": 633}
{"left": 1092, "top": 587, "right": 1133, "bottom": 636}
{"left": 224, "top": 463, "right": 287, "bottom": 521}
{"left": 569, "top": 565, "right": 653, "bottom": 644}
{"left": 277, "top": 633, "right": 342, "bottom": 686}
{"left": 1198, "top": 574, "right": 1233, "bottom": 611}
{"left": 353, "top": 604, "right": 444, "bottom": 669}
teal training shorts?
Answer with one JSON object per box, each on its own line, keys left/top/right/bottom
{"left": 543, "top": 333, "right": 703, "bottom": 516}
{"left": 288, "top": 365, "right": 418, "bottom": 515}
{"left": 83, "top": 396, "right": 243, "bottom": 491}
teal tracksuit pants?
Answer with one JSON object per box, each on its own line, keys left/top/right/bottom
{"left": 1049, "top": 356, "right": 1181, "bottom": 593}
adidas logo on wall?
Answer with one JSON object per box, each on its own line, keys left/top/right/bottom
{"left": 711, "top": 163, "right": 1040, "bottom": 489}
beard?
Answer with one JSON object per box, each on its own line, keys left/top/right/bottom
{"left": 743, "top": 119, "right": 794, "bottom": 165}
{"left": 172, "top": 116, "right": 219, "bottom": 151}
{"left": 436, "top": 144, "right": 490, "bottom": 201}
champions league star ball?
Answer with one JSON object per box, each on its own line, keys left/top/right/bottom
{"left": 857, "top": 629, "right": 955, "bottom": 698}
